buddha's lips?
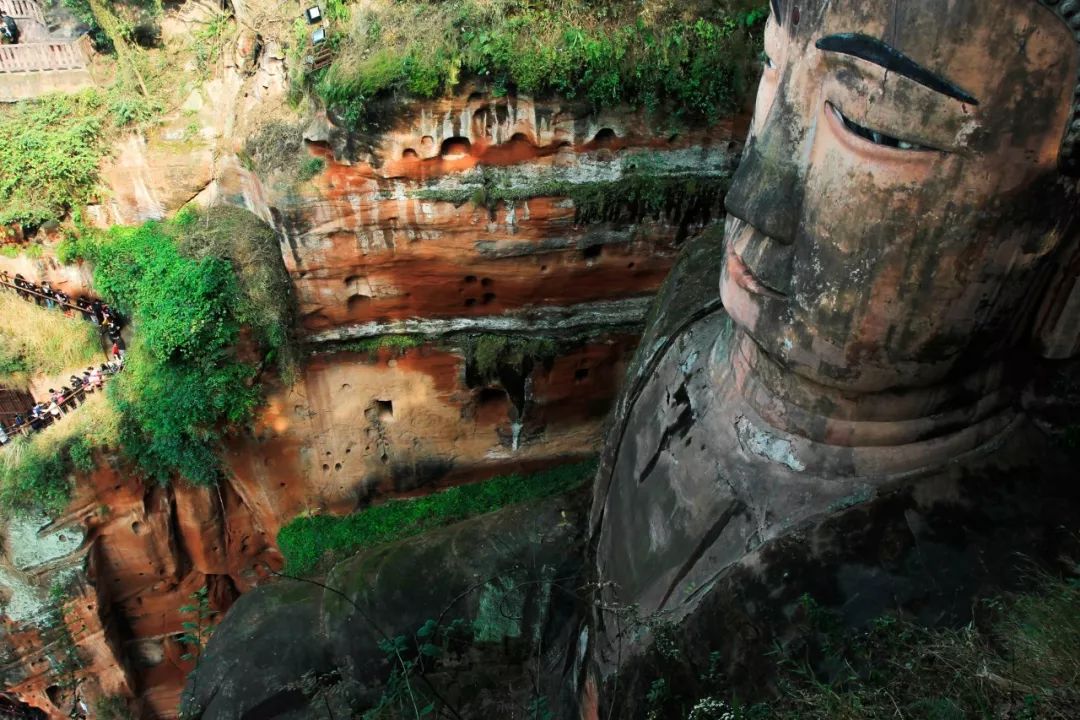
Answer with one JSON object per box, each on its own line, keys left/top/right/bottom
{"left": 726, "top": 243, "right": 786, "bottom": 299}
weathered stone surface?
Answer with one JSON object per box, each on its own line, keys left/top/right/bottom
{"left": 593, "top": 428, "right": 1080, "bottom": 718}
{"left": 587, "top": 0, "right": 1080, "bottom": 713}
{"left": 182, "top": 494, "right": 588, "bottom": 719}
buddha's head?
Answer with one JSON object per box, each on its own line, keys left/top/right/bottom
{"left": 722, "top": 0, "right": 1080, "bottom": 393}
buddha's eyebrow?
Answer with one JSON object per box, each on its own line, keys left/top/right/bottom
{"left": 816, "top": 33, "right": 979, "bottom": 106}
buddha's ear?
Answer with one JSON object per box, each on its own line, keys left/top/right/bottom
{"left": 1035, "top": 234, "right": 1080, "bottom": 359}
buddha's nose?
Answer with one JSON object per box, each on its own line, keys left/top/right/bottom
{"left": 724, "top": 118, "right": 804, "bottom": 246}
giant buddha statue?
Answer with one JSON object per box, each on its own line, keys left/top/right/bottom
{"left": 587, "top": 0, "right": 1080, "bottom": 708}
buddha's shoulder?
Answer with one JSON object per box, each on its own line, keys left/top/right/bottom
{"left": 621, "top": 225, "right": 733, "bottom": 402}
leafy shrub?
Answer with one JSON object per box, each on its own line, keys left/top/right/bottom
{"left": 278, "top": 459, "right": 597, "bottom": 574}
{"left": 66, "top": 210, "right": 290, "bottom": 486}
{"left": 0, "top": 92, "right": 108, "bottom": 228}
{"left": 296, "top": 157, "right": 325, "bottom": 181}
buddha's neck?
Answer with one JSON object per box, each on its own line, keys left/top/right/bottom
{"left": 726, "top": 330, "right": 1017, "bottom": 449}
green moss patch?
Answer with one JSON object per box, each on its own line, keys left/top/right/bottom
{"left": 278, "top": 459, "right": 597, "bottom": 575}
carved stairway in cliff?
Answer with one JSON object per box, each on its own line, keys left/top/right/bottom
{"left": 0, "top": 0, "right": 94, "bottom": 102}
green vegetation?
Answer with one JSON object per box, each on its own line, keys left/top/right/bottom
{"left": 308, "top": 0, "right": 767, "bottom": 131}
{"left": 93, "top": 696, "right": 134, "bottom": 720}
{"left": 278, "top": 459, "right": 597, "bottom": 575}
{"left": 58, "top": 208, "right": 292, "bottom": 487}
{"left": 0, "top": 92, "right": 109, "bottom": 228}
{"left": 466, "top": 334, "right": 557, "bottom": 379}
{"left": 0, "top": 387, "right": 120, "bottom": 515}
{"left": 42, "top": 579, "right": 85, "bottom": 714}
{"left": 644, "top": 573, "right": 1080, "bottom": 720}
{"left": 418, "top": 172, "right": 730, "bottom": 226}
{"left": 0, "top": 292, "right": 103, "bottom": 387}
{"left": 179, "top": 585, "right": 217, "bottom": 706}
{"left": 341, "top": 334, "right": 426, "bottom": 355}
{"left": 241, "top": 122, "right": 327, "bottom": 185}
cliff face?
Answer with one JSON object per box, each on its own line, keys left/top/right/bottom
{"left": 0, "top": 42, "right": 746, "bottom": 718}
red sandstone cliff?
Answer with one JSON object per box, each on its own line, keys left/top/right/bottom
{"left": 0, "top": 11, "right": 746, "bottom": 716}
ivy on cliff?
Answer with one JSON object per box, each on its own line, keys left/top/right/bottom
{"left": 309, "top": 0, "right": 768, "bottom": 131}
{"left": 59, "top": 207, "right": 292, "bottom": 487}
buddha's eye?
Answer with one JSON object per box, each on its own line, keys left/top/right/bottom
{"left": 761, "top": 51, "right": 776, "bottom": 71}
{"left": 829, "top": 102, "right": 929, "bottom": 151}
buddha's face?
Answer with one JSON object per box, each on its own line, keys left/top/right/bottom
{"left": 722, "top": 0, "right": 1079, "bottom": 392}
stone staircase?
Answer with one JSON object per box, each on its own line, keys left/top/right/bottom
{"left": 0, "top": 0, "right": 94, "bottom": 102}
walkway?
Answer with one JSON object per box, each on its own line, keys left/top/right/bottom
{"left": 0, "top": 0, "right": 94, "bottom": 102}
{"left": 0, "top": 276, "right": 124, "bottom": 444}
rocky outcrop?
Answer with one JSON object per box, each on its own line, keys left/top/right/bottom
{"left": 180, "top": 493, "right": 588, "bottom": 719}
{"left": 0, "top": 457, "right": 276, "bottom": 718}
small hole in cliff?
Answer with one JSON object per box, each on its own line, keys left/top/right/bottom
{"left": 668, "top": 132, "right": 680, "bottom": 144}
{"left": 347, "top": 293, "right": 371, "bottom": 312}
{"left": 482, "top": 292, "right": 496, "bottom": 305}
{"left": 322, "top": 463, "right": 330, "bottom": 472}
{"left": 131, "top": 521, "right": 142, "bottom": 535}
{"left": 421, "top": 135, "right": 435, "bottom": 148}
{"left": 792, "top": 6, "right": 801, "bottom": 25}
{"left": 627, "top": 261, "right": 636, "bottom": 269}
{"left": 593, "top": 128, "right": 617, "bottom": 146}
{"left": 376, "top": 399, "right": 394, "bottom": 421}
{"left": 341, "top": 383, "right": 351, "bottom": 390}
{"left": 440, "top": 136, "right": 472, "bottom": 159}
{"left": 481, "top": 277, "right": 493, "bottom": 287}
{"left": 334, "top": 463, "right": 342, "bottom": 471}
{"left": 575, "top": 368, "right": 590, "bottom": 382}
{"left": 464, "top": 298, "right": 477, "bottom": 307}
{"left": 583, "top": 244, "right": 602, "bottom": 260}
{"left": 540, "top": 265, "right": 548, "bottom": 273}
{"left": 727, "top": 141, "right": 739, "bottom": 152}
{"left": 46, "top": 685, "right": 61, "bottom": 706}
{"left": 464, "top": 275, "right": 477, "bottom": 283}
{"left": 509, "top": 132, "right": 534, "bottom": 147}
{"left": 402, "top": 148, "right": 419, "bottom": 160}
{"left": 279, "top": 482, "right": 286, "bottom": 488}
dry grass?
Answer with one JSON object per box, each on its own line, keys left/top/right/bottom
{"left": 0, "top": 392, "right": 119, "bottom": 515}
{"left": 0, "top": 292, "right": 103, "bottom": 386}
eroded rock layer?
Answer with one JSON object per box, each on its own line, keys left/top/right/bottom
{"left": 0, "top": 80, "right": 744, "bottom": 717}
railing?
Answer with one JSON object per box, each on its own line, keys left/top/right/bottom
{"left": 0, "top": 0, "right": 45, "bottom": 24}
{"left": 0, "top": 371, "right": 114, "bottom": 442}
{"left": 0, "top": 278, "right": 121, "bottom": 444}
{"left": 0, "top": 278, "right": 98, "bottom": 316}
{"left": 0, "top": 41, "right": 87, "bottom": 73}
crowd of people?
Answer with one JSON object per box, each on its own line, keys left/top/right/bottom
{"left": 0, "top": 272, "right": 126, "bottom": 446}
{"left": 1, "top": 271, "right": 125, "bottom": 348}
